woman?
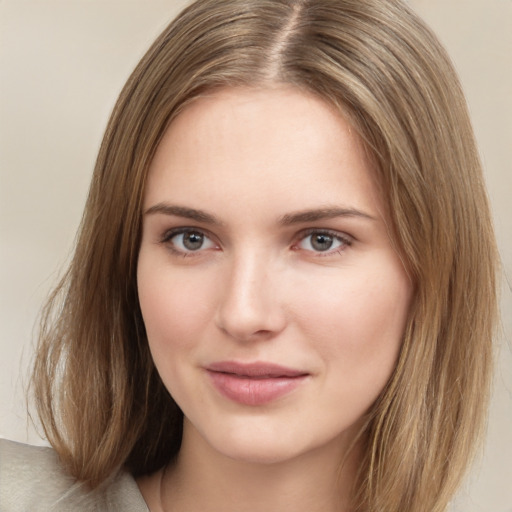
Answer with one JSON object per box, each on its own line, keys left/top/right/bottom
{"left": 0, "top": 0, "right": 499, "bottom": 511}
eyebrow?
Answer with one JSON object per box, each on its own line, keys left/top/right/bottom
{"left": 144, "top": 203, "right": 375, "bottom": 225}
{"left": 144, "top": 203, "right": 222, "bottom": 225}
{"left": 278, "top": 207, "right": 376, "bottom": 225}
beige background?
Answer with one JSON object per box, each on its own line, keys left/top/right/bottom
{"left": 1, "top": 1, "right": 510, "bottom": 510}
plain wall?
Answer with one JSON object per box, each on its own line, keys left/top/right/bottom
{"left": 1, "top": 1, "right": 510, "bottom": 511}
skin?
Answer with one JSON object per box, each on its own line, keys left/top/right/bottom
{"left": 136, "top": 86, "right": 412, "bottom": 511}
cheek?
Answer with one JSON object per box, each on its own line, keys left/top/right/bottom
{"left": 137, "top": 260, "right": 216, "bottom": 354}
{"left": 301, "top": 265, "right": 411, "bottom": 424}
{"left": 292, "top": 258, "right": 411, "bottom": 381}
{"left": 137, "top": 260, "right": 219, "bottom": 402}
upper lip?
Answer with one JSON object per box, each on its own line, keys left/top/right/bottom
{"left": 206, "top": 361, "right": 308, "bottom": 378}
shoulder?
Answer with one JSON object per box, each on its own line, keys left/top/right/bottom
{"left": 0, "top": 439, "right": 149, "bottom": 512}
{"left": 0, "top": 439, "right": 73, "bottom": 510}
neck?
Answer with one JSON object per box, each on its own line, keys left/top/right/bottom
{"left": 156, "top": 420, "right": 362, "bottom": 512}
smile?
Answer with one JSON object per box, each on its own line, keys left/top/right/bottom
{"left": 205, "top": 361, "right": 309, "bottom": 406}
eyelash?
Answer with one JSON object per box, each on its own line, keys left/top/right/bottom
{"left": 160, "top": 227, "right": 218, "bottom": 257}
{"left": 293, "top": 228, "right": 353, "bottom": 256}
{"left": 159, "top": 227, "right": 353, "bottom": 257}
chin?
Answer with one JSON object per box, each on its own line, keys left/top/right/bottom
{"left": 197, "top": 418, "right": 347, "bottom": 467}
{"left": 220, "top": 441, "right": 306, "bottom": 466}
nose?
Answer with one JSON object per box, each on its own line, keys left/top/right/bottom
{"left": 215, "top": 250, "right": 287, "bottom": 342}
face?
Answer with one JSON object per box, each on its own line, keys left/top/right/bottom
{"left": 137, "top": 86, "right": 412, "bottom": 465}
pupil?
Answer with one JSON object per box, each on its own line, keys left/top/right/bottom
{"left": 312, "top": 234, "right": 333, "bottom": 251}
{"left": 183, "top": 232, "right": 203, "bottom": 250}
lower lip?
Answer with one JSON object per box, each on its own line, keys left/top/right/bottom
{"left": 207, "top": 371, "right": 307, "bottom": 406}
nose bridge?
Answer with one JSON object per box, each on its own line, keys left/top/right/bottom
{"left": 215, "top": 245, "right": 285, "bottom": 341}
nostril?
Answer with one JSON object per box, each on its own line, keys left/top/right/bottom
{"left": 215, "top": 304, "right": 286, "bottom": 342}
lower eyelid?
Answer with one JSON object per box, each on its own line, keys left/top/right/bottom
{"left": 157, "top": 228, "right": 352, "bottom": 255}
{"left": 159, "top": 228, "right": 220, "bottom": 256}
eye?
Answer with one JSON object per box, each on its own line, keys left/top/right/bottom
{"left": 162, "top": 228, "right": 217, "bottom": 254}
{"left": 295, "top": 230, "right": 352, "bottom": 254}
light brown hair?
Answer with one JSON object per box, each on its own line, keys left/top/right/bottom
{"left": 32, "top": 0, "right": 499, "bottom": 510}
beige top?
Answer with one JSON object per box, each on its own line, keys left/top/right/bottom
{"left": 0, "top": 439, "right": 149, "bottom": 511}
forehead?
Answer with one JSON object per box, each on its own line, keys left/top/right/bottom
{"left": 144, "top": 86, "right": 383, "bottom": 221}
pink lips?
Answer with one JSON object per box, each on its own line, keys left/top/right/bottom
{"left": 206, "top": 361, "right": 308, "bottom": 406}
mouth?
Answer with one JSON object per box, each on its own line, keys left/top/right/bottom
{"left": 205, "top": 361, "right": 309, "bottom": 406}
